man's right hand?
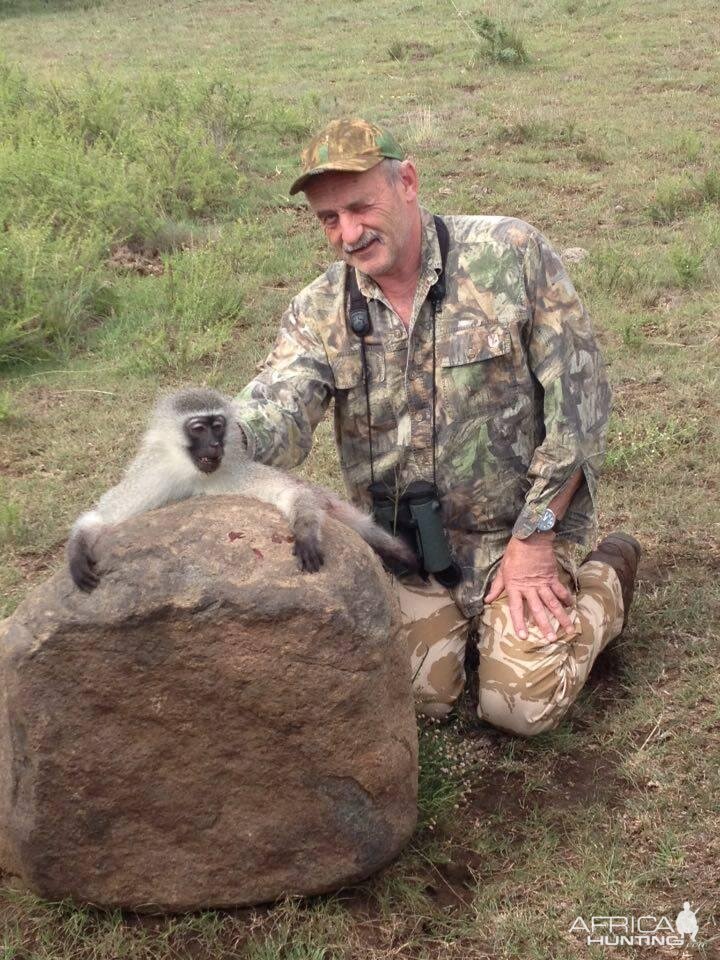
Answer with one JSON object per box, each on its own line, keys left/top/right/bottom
{"left": 484, "top": 533, "right": 576, "bottom": 642}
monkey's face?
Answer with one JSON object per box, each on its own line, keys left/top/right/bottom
{"left": 184, "top": 415, "right": 226, "bottom": 474}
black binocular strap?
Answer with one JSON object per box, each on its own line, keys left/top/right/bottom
{"left": 346, "top": 215, "right": 450, "bottom": 486}
{"left": 361, "top": 339, "right": 375, "bottom": 485}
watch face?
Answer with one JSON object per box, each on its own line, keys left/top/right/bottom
{"left": 537, "top": 508, "right": 556, "bottom": 532}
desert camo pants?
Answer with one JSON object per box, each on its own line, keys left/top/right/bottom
{"left": 393, "top": 542, "right": 625, "bottom": 736}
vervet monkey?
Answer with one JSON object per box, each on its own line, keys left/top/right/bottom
{"left": 67, "top": 387, "right": 417, "bottom": 591}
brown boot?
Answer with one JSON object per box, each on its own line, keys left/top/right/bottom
{"left": 582, "top": 533, "right": 642, "bottom": 628}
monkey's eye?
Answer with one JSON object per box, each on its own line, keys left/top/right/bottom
{"left": 211, "top": 417, "right": 226, "bottom": 432}
{"left": 187, "top": 421, "right": 207, "bottom": 436}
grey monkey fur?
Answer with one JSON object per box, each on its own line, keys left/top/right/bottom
{"left": 67, "top": 387, "right": 417, "bottom": 591}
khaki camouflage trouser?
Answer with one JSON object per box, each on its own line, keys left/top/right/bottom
{"left": 393, "top": 542, "right": 625, "bottom": 736}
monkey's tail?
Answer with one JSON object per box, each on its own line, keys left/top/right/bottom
{"left": 325, "top": 496, "right": 419, "bottom": 572}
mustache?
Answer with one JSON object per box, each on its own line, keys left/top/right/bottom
{"left": 343, "top": 231, "right": 381, "bottom": 255}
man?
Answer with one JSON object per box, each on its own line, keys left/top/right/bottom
{"left": 235, "top": 118, "right": 641, "bottom": 735}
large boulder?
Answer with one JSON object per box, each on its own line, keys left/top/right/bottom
{"left": 0, "top": 496, "right": 418, "bottom": 911}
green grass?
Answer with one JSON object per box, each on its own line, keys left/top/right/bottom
{"left": 648, "top": 169, "right": 720, "bottom": 224}
{"left": 0, "top": 501, "right": 23, "bottom": 546}
{"left": 1, "top": 0, "right": 720, "bottom": 956}
{"left": 0, "top": 61, "right": 318, "bottom": 366}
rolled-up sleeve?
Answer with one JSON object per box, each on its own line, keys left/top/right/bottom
{"left": 512, "top": 232, "right": 612, "bottom": 543}
{"left": 234, "top": 300, "right": 334, "bottom": 469}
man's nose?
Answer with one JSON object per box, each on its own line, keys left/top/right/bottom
{"left": 338, "top": 211, "right": 363, "bottom": 246}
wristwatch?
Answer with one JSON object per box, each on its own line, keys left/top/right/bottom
{"left": 536, "top": 507, "right": 557, "bottom": 533}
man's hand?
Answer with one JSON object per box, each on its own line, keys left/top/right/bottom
{"left": 484, "top": 533, "right": 575, "bottom": 642}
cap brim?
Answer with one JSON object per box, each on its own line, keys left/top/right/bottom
{"left": 289, "top": 156, "right": 385, "bottom": 195}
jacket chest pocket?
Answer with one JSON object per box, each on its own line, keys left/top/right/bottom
{"left": 331, "top": 350, "right": 396, "bottom": 466}
{"left": 438, "top": 323, "right": 518, "bottom": 422}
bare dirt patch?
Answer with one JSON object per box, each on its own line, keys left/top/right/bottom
{"left": 422, "top": 846, "right": 485, "bottom": 910}
{"left": 611, "top": 375, "right": 669, "bottom": 416}
{"left": 14, "top": 546, "right": 63, "bottom": 580}
{"left": 388, "top": 40, "right": 437, "bottom": 61}
{"left": 108, "top": 244, "right": 164, "bottom": 277}
{"left": 465, "top": 749, "right": 625, "bottom": 822}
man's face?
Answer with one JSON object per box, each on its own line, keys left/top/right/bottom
{"left": 304, "top": 160, "right": 420, "bottom": 281}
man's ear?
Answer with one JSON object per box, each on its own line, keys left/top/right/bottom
{"left": 398, "top": 159, "right": 419, "bottom": 202}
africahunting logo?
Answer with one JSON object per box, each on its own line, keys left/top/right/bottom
{"left": 570, "top": 902, "right": 699, "bottom": 947}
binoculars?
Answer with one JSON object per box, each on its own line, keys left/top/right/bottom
{"left": 369, "top": 479, "right": 462, "bottom": 588}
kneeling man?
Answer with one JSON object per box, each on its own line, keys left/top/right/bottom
{"left": 235, "top": 118, "right": 641, "bottom": 735}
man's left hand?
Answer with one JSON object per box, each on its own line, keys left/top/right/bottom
{"left": 484, "top": 534, "right": 576, "bottom": 642}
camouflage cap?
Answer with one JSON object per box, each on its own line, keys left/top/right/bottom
{"left": 289, "top": 118, "right": 405, "bottom": 195}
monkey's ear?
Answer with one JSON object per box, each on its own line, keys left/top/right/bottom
{"left": 237, "top": 422, "right": 249, "bottom": 451}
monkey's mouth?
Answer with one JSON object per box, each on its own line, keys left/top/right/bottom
{"left": 196, "top": 456, "right": 221, "bottom": 474}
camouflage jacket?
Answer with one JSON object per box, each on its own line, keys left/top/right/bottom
{"left": 236, "top": 208, "right": 611, "bottom": 617}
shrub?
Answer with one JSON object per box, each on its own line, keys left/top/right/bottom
{"left": 474, "top": 14, "right": 529, "bottom": 65}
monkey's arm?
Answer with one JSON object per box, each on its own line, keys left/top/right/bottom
{"left": 234, "top": 297, "right": 334, "bottom": 469}
{"left": 67, "top": 461, "right": 192, "bottom": 592}
{"left": 237, "top": 463, "right": 418, "bottom": 575}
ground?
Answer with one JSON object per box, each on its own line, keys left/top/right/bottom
{"left": 0, "top": 0, "right": 719, "bottom": 956}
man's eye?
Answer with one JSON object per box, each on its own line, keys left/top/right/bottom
{"left": 322, "top": 215, "right": 338, "bottom": 227}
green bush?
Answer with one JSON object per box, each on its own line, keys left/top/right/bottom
{"left": 474, "top": 14, "right": 529, "bottom": 65}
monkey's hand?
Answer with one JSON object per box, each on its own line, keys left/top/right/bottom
{"left": 67, "top": 527, "right": 100, "bottom": 592}
{"left": 293, "top": 533, "right": 324, "bottom": 573}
